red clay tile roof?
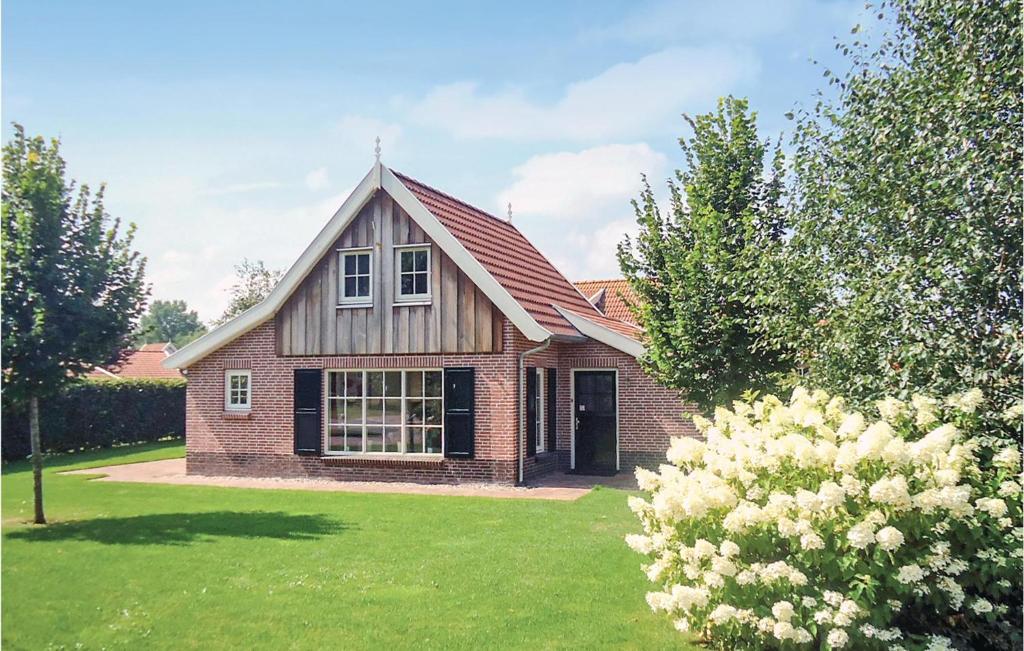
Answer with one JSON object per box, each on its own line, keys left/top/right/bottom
{"left": 394, "top": 170, "right": 603, "bottom": 337}
{"left": 567, "top": 307, "right": 645, "bottom": 341}
{"left": 88, "top": 343, "right": 184, "bottom": 380}
{"left": 574, "top": 279, "right": 640, "bottom": 326}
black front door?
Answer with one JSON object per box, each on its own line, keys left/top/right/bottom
{"left": 573, "top": 371, "right": 617, "bottom": 474}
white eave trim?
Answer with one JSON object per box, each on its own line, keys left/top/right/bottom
{"left": 164, "top": 164, "right": 381, "bottom": 369}
{"left": 553, "top": 305, "right": 646, "bottom": 358}
{"left": 381, "top": 167, "right": 550, "bottom": 342}
{"left": 164, "top": 162, "right": 551, "bottom": 369}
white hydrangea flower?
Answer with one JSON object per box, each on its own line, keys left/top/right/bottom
{"left": 970, "top": 598, "right": 993, "bottom": 614}
{"left": 896, "top": 564, "right": 926, "bottom": 584}
{"left": 773, "top": 621, "right": 795, "bottom": 641}
{"left": 868, "top": 476, "right": 912, "bottom": 510}
{"left": 946, "top": 388, "right": 983, "bottom": 414}
{"left": 993, "top": 446, "right": 1021, "bottom": 470}
{"left": 876, "top": 397, "right": 906, "bottom": 421}
{"left": 771, "top": 600, "right": 794, "bottom": 622}
{"left": 719, "top": 540, "right": 740, "bottom": 558}
{"left": 826, "top": 628, "right": 849, "bottom": 648}
{"left": 976, "top": 497, "right": 1009, "bottom": 518}
{"left": 847, "top": 522, "right": 876, "bottom": 549}
{"left": 625, "top": 534, "right": 653, "bottom": 554}
{"left": 801, "top": 532, "right": 825, "bottom": 550}
{"left": 875, "top": 526, "right": 905, "bottom": 552}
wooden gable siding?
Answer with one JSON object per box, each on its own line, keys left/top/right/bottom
{"left": 276, "top": 192, "right": 504, "bottom": 355}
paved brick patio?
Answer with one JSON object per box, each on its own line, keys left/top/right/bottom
{"left": 63, "top": 458, "right": 638, "bottom": 501}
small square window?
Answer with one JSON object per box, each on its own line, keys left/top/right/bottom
{"left": 396, "top": 246, "right": 431, "bottom": 300}
{"left": 224, "top": 370, "right": 252, "bottom": 411}
{"left": 339, "top": 249, "right": 372, "bottom": 305}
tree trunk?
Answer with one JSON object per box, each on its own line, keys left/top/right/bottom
{"left": 29, "top": 395, "right": 46, "bottom": 525}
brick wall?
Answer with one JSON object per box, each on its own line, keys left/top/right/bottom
{"left": 185, "top": 317, "right": 697, "bottom": 485}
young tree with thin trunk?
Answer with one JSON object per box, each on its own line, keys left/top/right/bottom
{"left": 2, "top": 124, "right": 147, "bottom": 524}
{"left": 618, "top": 97, "right": 790, "bottom": 412}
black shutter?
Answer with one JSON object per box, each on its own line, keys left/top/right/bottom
{"left": 294, "top": 369, "right": 322, "bottom": 456}
{"left": 444, "top": 367, "right": 475, "bottom": 459}
{"left": 546, "top": 368, "right": 557, "bottom": 452}
{"left": 526, "top": 367, "right": 537, "bottom": 457}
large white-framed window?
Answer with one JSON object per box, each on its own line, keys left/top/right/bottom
{"left": 326, "top": 369, "right": 443, "bottom": 455}
{"left": 224, "top": 369, "right": 252, "bottom": 411}
{"left": 535, "top": 368, "right": 545, "bottom": 453}
{"left": 395, "top": 244, "right": 431, "bottom": 301}
{"left": 338, "top": 247, "right": 373, "bottom": 306}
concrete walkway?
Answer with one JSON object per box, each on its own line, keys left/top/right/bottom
{"left": 63, "top": 458, "right": 637, "bottom": 501}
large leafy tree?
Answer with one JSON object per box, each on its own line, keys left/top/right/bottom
{"left": 136, "top": 299, "right": 207, "bottom": 348}
{"left": 618, "top": 97, "right": 790, "bottom": 412}
{"left": 215, "top": 258, "right": 282, "bottom": 325}
{"left": 2, "top": 124, "right": 148, "bottom": 523}
{"left": 766, "top": 0, "right": 1022, "bottom": 422}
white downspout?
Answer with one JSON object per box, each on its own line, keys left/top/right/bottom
{"left": 518, "top": 338, "right": 551, "bottom": 484}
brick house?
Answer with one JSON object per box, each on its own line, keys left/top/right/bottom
{"left": 164, "top": 161, "right": 696, "bottom": 485}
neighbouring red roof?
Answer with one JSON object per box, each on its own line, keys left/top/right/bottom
{"left": 88, "top": 343, "right": 184, "bottom": 380}
{"left": 574, "top": 279, "right": 640, "bottom": 326}
{"left": 395, "top": 171, "right": 603, "bottom": 337}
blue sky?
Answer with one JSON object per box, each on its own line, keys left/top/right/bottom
{"left": 3, "top": 0, "right": 864, "bottom": 321}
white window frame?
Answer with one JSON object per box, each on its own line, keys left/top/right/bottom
{"left": 338, "top": 247, "right": 373, "bottom": 307}
{"left": 224, "top": 369, "right": 252, "bottom": 411}
{"left": 535, "top": 368, "right": 545, "bottom": 453}
{"left": 394, "top": 243, "right": 432, "bottom": 302}
{"left": 323, "top": 368, "right": 444, "bottom": 457}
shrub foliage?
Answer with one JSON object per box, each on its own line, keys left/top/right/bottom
{"left": 1, "top": 379, "right": 185, "bottom": 461}
{"left": 627, "top": 388, "right": 1022, "bottom": 650}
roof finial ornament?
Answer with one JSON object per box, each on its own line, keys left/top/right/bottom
{"left": 374, "top": 136, "right": 381, "bottom": 163}
{"left": 507, "top": 201, "right": 513, "bottom": 222}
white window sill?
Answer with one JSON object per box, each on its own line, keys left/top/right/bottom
{"left": 337, "top": 303, "right": 373, "bottom": 310}
{"left": 392, "top": 300, "right": 432, "bottom": 307}
{"left": 320, "top": 453, "right": 445, "bottom": 464}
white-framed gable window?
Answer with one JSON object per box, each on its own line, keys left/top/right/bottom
{"left": 225, "top": 370, "right": 252, "bottom": 411}
{"left": 339, "top": 248, "right": 372, "bottom": 305}
{"left": 395, "top": 244, "right": 431, "bottom": 301}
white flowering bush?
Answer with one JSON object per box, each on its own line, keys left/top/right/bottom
{"left": 627, "top": 387, "right": 1023, "bottom": 650}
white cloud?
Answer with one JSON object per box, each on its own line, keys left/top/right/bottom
{"left": 499, "top": 143, "right": 671, "bottom": 282}
{"left": 305, "top": 166, "right": 330, "bottom": 190}
{"left": 331, "top": 115, "right": 403, "bottom": 158}
{"left": 410, "top": 47, "right": 759, "bottom": 141}
{"left": 497, "top": 143, "right": 666, "bottom": 220}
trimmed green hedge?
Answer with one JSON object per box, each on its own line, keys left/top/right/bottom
{"left": 2, "top": 378, "right": 185, "bottom": 462}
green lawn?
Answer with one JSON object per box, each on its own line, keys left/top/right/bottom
{"left": 2, "top": 443, "right": 692, "bottom": 650}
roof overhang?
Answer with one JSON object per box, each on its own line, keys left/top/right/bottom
{"left": 553, "top": 305, "right": 646, "bottom": 358}
{"left": 164, "top": 162, "right": 550, "bottom": 369}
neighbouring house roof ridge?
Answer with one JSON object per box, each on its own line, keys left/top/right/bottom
{"left": 573, "top": 279, "right": 641, "bottom": 326}
{"left": 89, "top": 342, "right": 183, "bottom": 380}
